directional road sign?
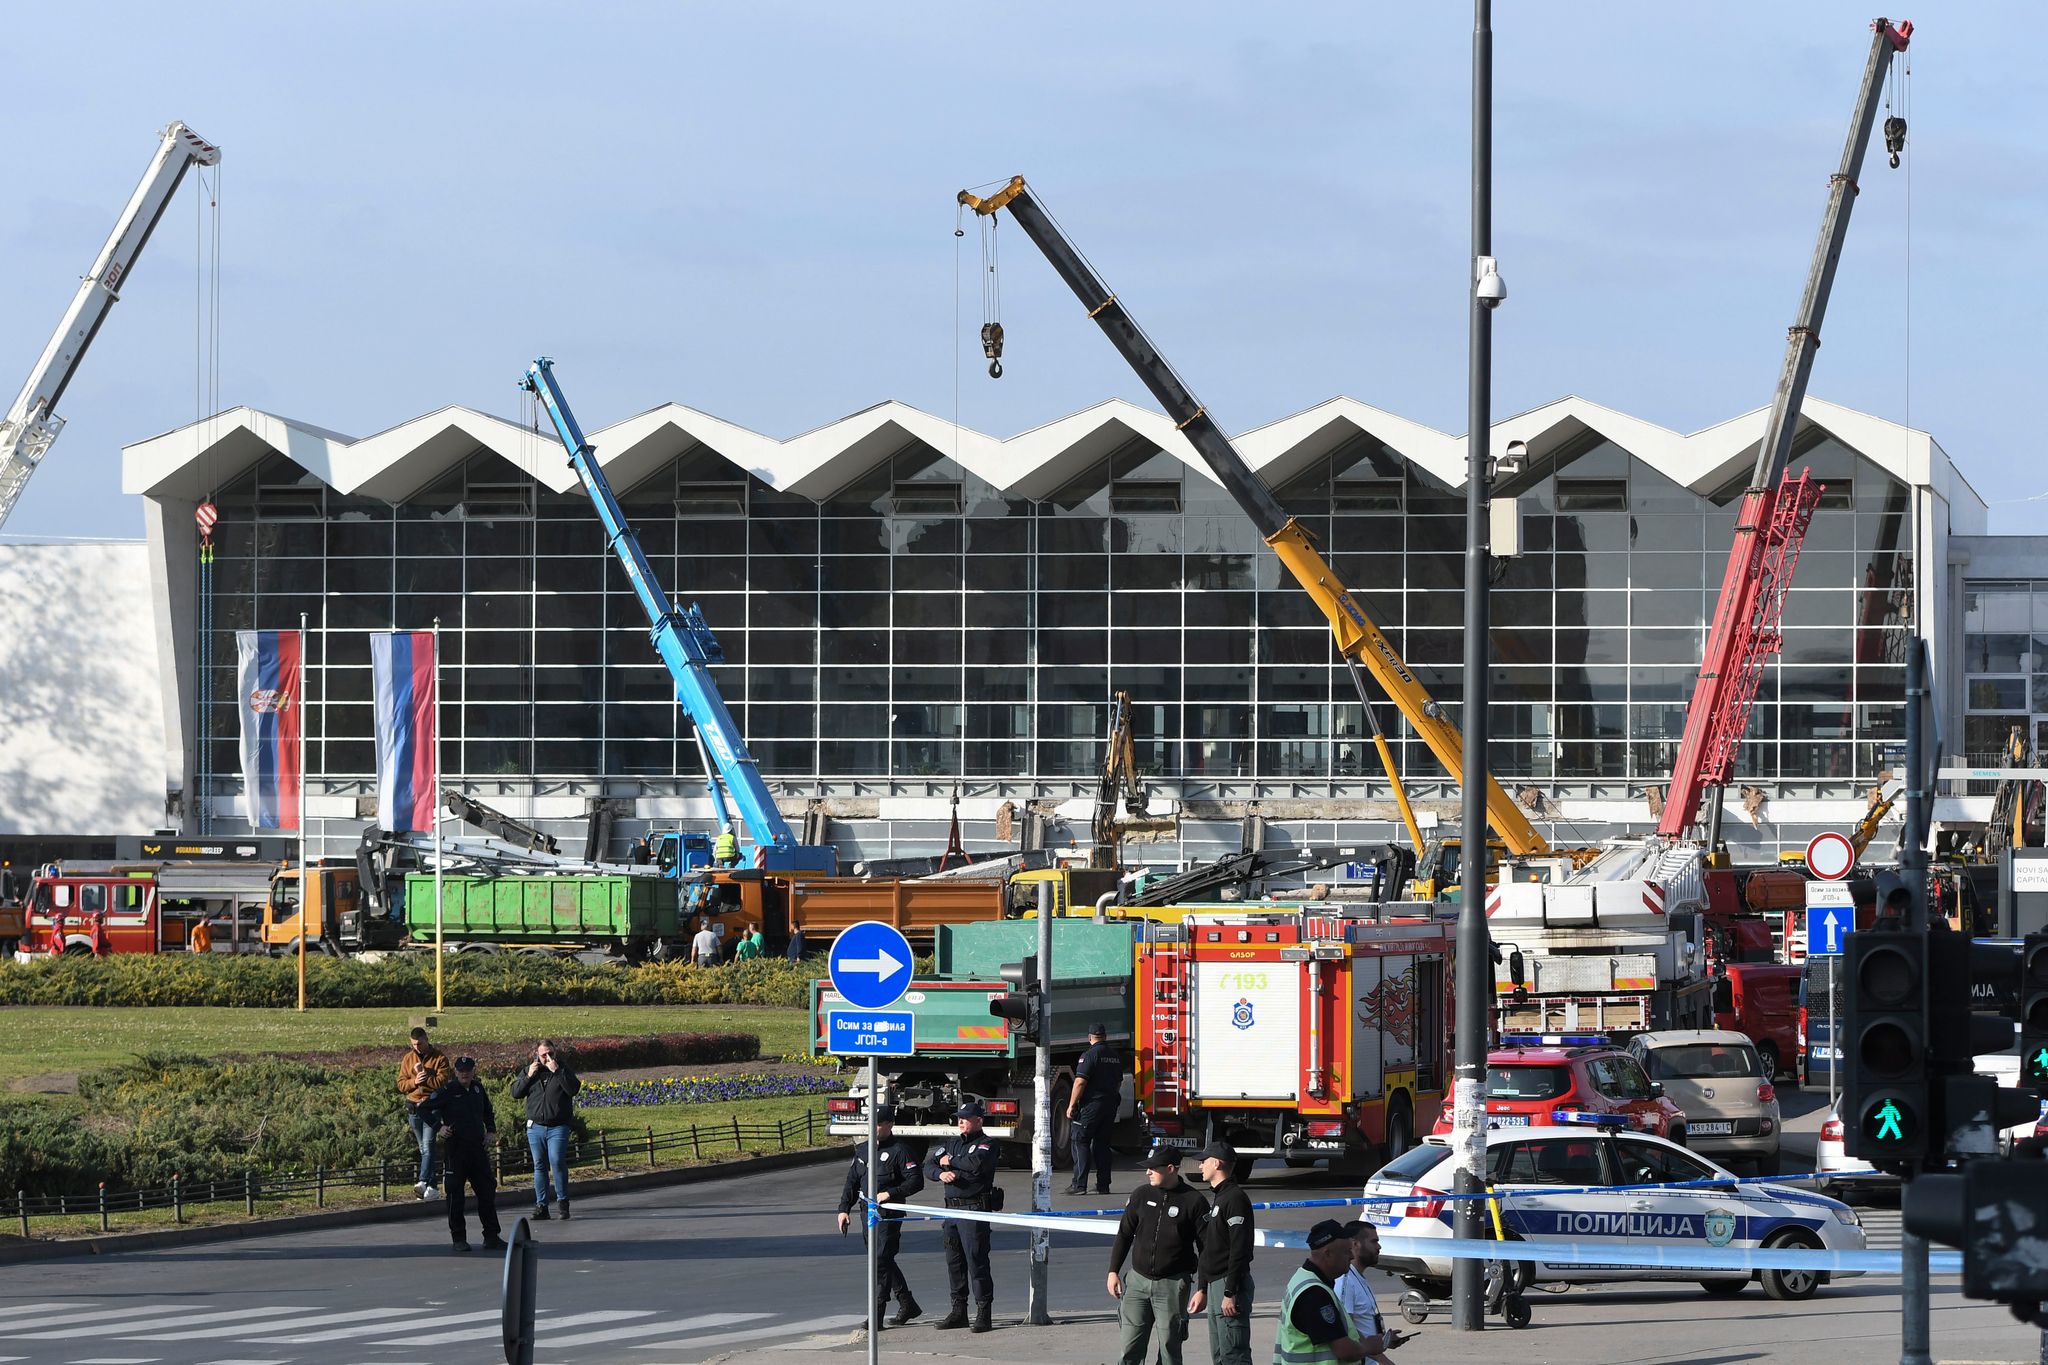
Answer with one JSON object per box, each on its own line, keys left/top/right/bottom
{"left": 828, "top": 920, "right": 914, "bottom": 1011}
{"left": 1805, "top": 880, "right": 1856, "bottom": 957}
{"left": 1806, "top": 831, "right": 1856, "bottom": 881}
{"left": 826, "top": 1009, "right": 916, "bottom": 1057}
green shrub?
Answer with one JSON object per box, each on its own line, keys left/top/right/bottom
{"left": 241, "top": 1031, "right": 760, "bottom": 1074}
{"left": 0, "top": 953, "right": 828, "bottom": 1010}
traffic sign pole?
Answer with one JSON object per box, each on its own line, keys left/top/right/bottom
{"left": 865, "top": 1056, "right": 878, "bottom": 1365}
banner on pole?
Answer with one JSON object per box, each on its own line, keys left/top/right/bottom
{"left": 235, "top": 629, "right": 303, "bottom": 830}
{"left": 370, "top": 631, "right": 438, "bottom": 834}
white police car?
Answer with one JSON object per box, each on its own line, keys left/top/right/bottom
{"left": 1361, "top": 1120, "right": 1864, "bottom": 1302}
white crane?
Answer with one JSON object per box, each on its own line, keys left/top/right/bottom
{"left": 0, "top": 120, "right": 219, "bottom": 532}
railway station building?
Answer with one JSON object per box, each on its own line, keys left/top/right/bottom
{"left": 3, "top": 390, "right": 2027, "bottom": 870}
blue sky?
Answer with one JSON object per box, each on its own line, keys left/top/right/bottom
{"left": 3, "top": 2, "right": 2041, "bottom": 539}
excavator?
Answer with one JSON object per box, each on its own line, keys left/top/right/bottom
{"left": 959, "top": 178, "right": 1525, "bottom": 887}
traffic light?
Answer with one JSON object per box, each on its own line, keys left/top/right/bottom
{"left": 1925, "top": 935, "right": 2032, "bottom": 1158}
{"left": 1842, "top": 927, "right": 1928, "bottom": 1165}
{"left": 2023, "top": 934, "right": 2048, "bottom": 1092}
{"left": 1904, "top": 1157, "right": 2048, "bottom": 1306}
{"left": 989, "top": 956, "right": 1042, "bottom": 1044}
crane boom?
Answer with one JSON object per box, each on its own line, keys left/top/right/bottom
{"left": 1659, "top": 18, "right": 1911, "bottom": 839}
{"left": 959, "top": 177, "right": 1549, "bottom": 856}
{"left": 521, "top": 357, "right": 835, "bottom": 875}
{"left": 0, "top": 121, "right": 219, "bottom": 532}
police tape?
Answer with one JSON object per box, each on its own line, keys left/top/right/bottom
{"left": 888, "top": 1203, "right": 1962, "bottom": 1277}
{"left": 1028, "top": 1172, "right": 1844, "bottom": 1217}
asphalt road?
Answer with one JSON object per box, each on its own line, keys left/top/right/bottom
{"left": 0, "top": 1097, "right": 2036, "bottom": 1365}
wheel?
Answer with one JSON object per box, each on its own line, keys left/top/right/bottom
{"left": 1667, "top": 1126, "right": 1688, "bottom": 1147}
{"left": 63, "top": 940, "right": 93, "bottom": 957}
{"left": 1753, "top": 1149, "right": 1782, "bottom": 1177}
{"left": 1231, "top": 1157, "right": 1256, "bottom": 1184}
{"left": 1757, "top": 1041, "right": 1781, "bottom": 1080}
{"left": 1384, "top": 1098, "right": 1415, "bottom": 1165}
{"left": 1399, "top": 1294, "right": 1431, "bottom": 1325}
{"left": 1760, "top": 1232, "right": 1822, "bottom": 1301}
{"left": 1502, "top": 1297, "right": 1532, "bottom": 1329}
{"left": 1698, "top": 1278, "right": 1750, "bottom": 1296}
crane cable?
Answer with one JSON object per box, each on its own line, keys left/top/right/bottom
{"left": 978, "top": 208, "right": 1004, "bottom": 378}
{"left": 192, "top": 160, "right": 224, "bottom": 833}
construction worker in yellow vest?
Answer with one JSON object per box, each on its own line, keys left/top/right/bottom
{"left": 712, "top": 826, "right": 740, "bottom": 867}
{"left": 1274, "top": 1221, "right": 1372, "bottom": 1365}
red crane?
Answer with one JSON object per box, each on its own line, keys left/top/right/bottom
{"left": 1659, "top": 17, "right": 1912, "bottom": 842}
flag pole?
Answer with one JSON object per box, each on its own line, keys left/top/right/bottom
{"left": 297, "top": 611, "right": 308, "bottom": 1014}
{"left": 432, "top": 617, "right": 445, "bottom": 1014}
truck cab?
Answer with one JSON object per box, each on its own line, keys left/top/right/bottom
{"left": 26, "top": 867, "right": 160, "bottom": 954}
{"left": 265, "top": 863, "right": 402, "bottom": 953}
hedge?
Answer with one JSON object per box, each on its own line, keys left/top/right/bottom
{"left": 0, "top": 953, "right": 829, "bottom": 1009}
{"left": 233, "top": 1031, "right": 760, "bottom": 1074}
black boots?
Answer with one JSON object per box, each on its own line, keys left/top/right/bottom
{"left": 971, "top": 1301, "right": 992, "bottom": 1334}
{"left": 890, "top": 1293, "right": 923, "bottom": 1326}
{"left": 936, "top": 1301, "right": 970, "bottom": 1330}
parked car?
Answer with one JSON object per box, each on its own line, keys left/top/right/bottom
{"left": 1712, "top": 963, "right": 1800, "bottom": 1080}
{"left": 1363, "top": 1126, "right": 1865, "bottom": 1302}
{"left": 1429, "top": 1034, "right": 1687, "bottom": 1142}
{"left": 1628, "top": 1030, "right": 1782, "bottom": 1175}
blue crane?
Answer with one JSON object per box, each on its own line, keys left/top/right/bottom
{"left": 521, "top": 357, "right": 836, "bottom": 876}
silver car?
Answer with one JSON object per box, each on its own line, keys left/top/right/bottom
{"left": 1628, "top": 1030, "right": 1782, "bottom": 1175}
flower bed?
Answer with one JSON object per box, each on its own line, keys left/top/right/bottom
{"left": 579, "top": 1071, "right": 843, "bottom": 1108}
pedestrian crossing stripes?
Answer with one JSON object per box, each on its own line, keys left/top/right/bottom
{"left": 0, "top": 1301, "right": 865, "bottom": 1359}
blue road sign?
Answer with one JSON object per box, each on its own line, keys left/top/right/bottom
{"left": 828, "top": 920, "right": 914, "bottom": 1010}
{"left": 827, "top": 1009, "right": 916, "bottom": 1057}
{"left": 1804, "top": 883, "right": 1855, "bottom": 958}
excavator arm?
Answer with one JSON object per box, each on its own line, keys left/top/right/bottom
{"left": 960, "top": 177, "right": 1548, "bottom": 856}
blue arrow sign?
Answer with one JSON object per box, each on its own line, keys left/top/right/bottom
{"left": 828, "top": 920, "right": 914, "bottom": 1010}
{"left": 827, "top": 1009, "right": 915, "bottom": 1057}
{"left": 1803, "top": 887, "right": 1854, "bottom": 958}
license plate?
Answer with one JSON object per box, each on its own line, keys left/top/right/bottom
{"left": 1486, "top": 1114, "right": 1530, "bottom": 1127}
{"left": 1692, "top": 1122, "right": 1735, "bottom": 1135}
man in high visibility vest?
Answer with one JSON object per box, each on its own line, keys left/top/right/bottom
{"left": 1274, "top": 1221, "right": 1370, "bottom": 1365}
{"left": 712, "top": 826, "right": 740, "bottom": 867}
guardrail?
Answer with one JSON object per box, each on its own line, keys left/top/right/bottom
{"left": 4, "top": 1108, "right": 834, "bottom": 1238}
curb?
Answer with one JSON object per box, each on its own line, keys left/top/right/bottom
{"left": 0, "top": 1142, "right": 848, "bottom": 1266}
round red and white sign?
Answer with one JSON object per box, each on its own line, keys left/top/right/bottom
{"left": 1805, "top": 831, "right": 1855, "bottom": 881}
{"left": 195, "top": 502, "right": 219, "bottom": 532}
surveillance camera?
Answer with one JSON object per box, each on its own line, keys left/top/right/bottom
{"left": 1492, "top": 438, "right": 1529, "bottom": 480}
{"left": 1475, "top": 256, "right": 1506, "bottom": 309}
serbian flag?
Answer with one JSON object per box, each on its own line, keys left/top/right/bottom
{"left": 235, "top": 630, "right": 303, "bottom": 830}
{"left": 371, "top": 631, "right": 438, "bottom": 833}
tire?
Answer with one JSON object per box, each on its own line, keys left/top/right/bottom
{"left": 1698, "top": 1278, "right": 1749, "bottom": 1296}
{"left": 1399, "top": 1294, "right": 1431, "bottom": 1325}
{"left": 1231, "top": 1157, "right": 1256, "bottom": 1184}
{"left": 1503, "top": 1298, "right": 1532, "bottom": 1329}
{"left": 1667, "top": 1126, "right": 1688, "bottom": 1148}
{"left": 63, "top": 941, "right": 93, "bottom": 957}
{"left": 1384, "top": 1098, "right": 1415, "bottom": 1165}
{"left": 1753, "top": 1149, "right": 1782, "bottom": 1177}
{"left": 1760, "top": 1232, "right": 1822, "bottom": 1301}
{"left": 1757, "top": 1041, "right": 1781, "bottom": 1080}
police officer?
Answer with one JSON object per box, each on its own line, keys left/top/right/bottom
{"left": 836, "top": 1105, "right": 925, "bottom": 1327}
{"left": 419, "top": 1055, "right": 504, "bottom": 1254}
{"left": 1274, "top": 1221, "right": 1367, "bottom": 1365}
{"left": 1108, "top": 1149, "right": 1209, "bottom": 1365}
{"left": 1190, "top": 1140, "right": 1255, "bottom": 1365}
{"left": 1065, "top": 1021, "right": 1123, "bottom": 1195}
{"left": 923, "top": 1100, "right": 1000, "bottom": 1333}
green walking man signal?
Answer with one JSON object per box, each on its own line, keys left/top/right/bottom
{"left": 1873, "top": 1100, "right": 1904, "bottom": 1142}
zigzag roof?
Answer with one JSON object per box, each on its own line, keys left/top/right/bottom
{"left": 122, "top": 393, "right": 1985, "bottom": 519}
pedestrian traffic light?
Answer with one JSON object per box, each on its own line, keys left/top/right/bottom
{"left": 1904, "top": 1157, "right": 2048, "bottom": 1306}
{"left": 1925, "top": 935, "right": 2032, "bottom": 1159}
{"left": 990, "top": 956, "right": 1042, "bottom": 1044}
{"left": 2022, "top": 934, "right": 2048, "bottom": 1091}
{"left": 1842, "top": 928, "right": 1928, "bottom": 1166}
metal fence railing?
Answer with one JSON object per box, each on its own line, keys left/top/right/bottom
{"left": 5, "top": 1108, "right": 836, "bottom": 1238}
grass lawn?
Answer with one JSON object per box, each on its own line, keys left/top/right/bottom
{"left": 0, "top": 1005, "right": 813, "bottom": 1084}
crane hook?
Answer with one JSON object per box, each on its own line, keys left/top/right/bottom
{"left": 980, "top": 321, "right": 1005, "bottom": 380}
{"left": 1883, "top": 115, "right": 1907, "bottom": 169}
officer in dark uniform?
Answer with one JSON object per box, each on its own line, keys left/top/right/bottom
{"left": 922, "top": 1099, "right": 1000, "bottom": 1333}
{"left": 419, "top": 1055, "right": 504, "bottom": 1254}
{"left": 1066, "top": 1022, "right": 1123, "bottom": 1195}
{"left": 836, "top": 1105, "right": 925, "bottom": 1326}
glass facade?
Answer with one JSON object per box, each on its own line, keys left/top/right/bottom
{"left": 1961, "top": 579, "right": 2048, "bottom": 765}
{"left": 195, "top": 432, "right": 1916, "bottom": 797}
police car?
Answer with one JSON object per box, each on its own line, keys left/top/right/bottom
{"left": 1361, "top": 1121, "right": 1864, "bottom": 1302}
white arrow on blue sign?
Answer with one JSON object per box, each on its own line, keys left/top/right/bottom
{"left": 828, "top": 920, "right": 915, "bottom": 1010}
{"left": 1803, "top": 881, "right": 1856, "bottom": 958}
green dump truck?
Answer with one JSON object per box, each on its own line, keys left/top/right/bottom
{"left": 810, "top": 917, "right": 1140, "bottom": 1153}
{"left": 399, "top": 871, "right": 681, "bottom": 957}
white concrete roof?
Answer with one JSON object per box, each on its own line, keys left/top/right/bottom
{"left": 122, "top": 392, "right": 1986, "bottom": 519}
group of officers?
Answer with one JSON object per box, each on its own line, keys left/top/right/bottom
{"left": 836, "top": 1096, "right": 1410, "bottom": 1365}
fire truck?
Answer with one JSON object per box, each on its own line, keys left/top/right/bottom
{"left": 1134, "top": 911, "right": 1453, "bottom": 1176}
{"left": 19, "top": 862, "right": 277, "bottom": 956}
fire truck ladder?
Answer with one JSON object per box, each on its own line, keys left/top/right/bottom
{"left": 1146, "top": 939, "right": 1190, "bottom": 1117}
{"left": 1688, "top": 471, "right": 1825, "bottom": 798}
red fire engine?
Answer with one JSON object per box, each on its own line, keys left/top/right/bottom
{"left": 1135, "top": 911, "right": 1453, "bottom": 1174}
